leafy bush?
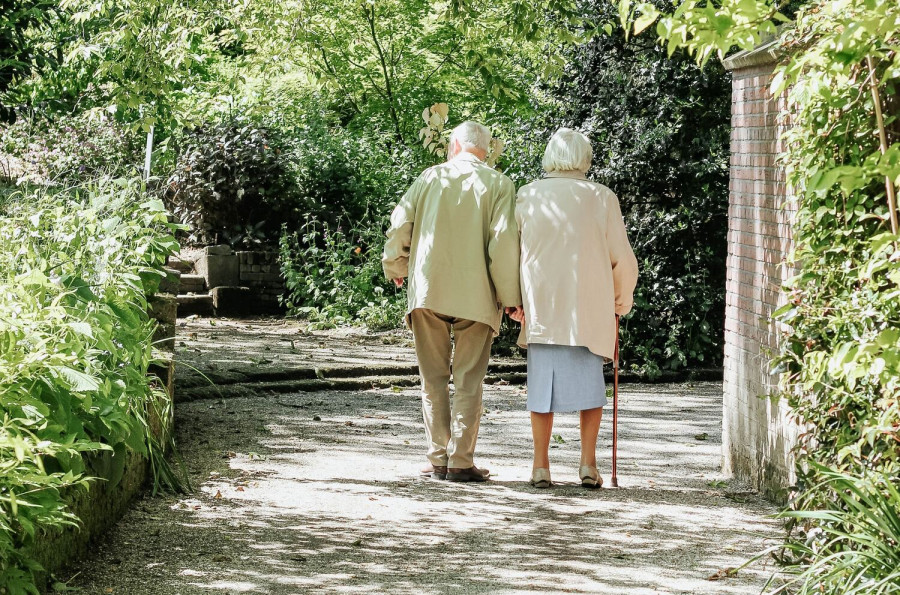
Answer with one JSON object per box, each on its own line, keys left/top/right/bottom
{"left": 1, "top": 112, "right": 144, "bottom": 185}
{"left": 279, "top": 217, "right": 405, "bottom": 331}
{"left": 164, "top": 117, "right": 299, "bottom": 246}
{"left": 165, "top": 98, "right": 420, "bottom": 249}
{"left": 757, "top": 0, "right": 900, "bottom": 589}
{"left": 0, "top": 178, "right": 181, "bottom": 593}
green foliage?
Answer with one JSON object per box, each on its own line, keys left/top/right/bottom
{"left": 1, "top": 112, "right": 144, "bottom": 185}
{"left": 626, "top": 0, "right": 900, "bottom": 588}
{"left": 772, "top": 464, "right": 900, "bottom": 594}
{"left": 618, "top": 0, "right": 787, "bottom": 66}
{"left": 279, "top": 218, "right": 405, "bottom": 331}
{"left": 0, "top": 178, "right": 182, "bottom": 592}
{"left": 235, "top": 0, "right": 578, "bottom": 143}
{"left": 55, "top": 0, "right": 225, "bottom": 130}
{"left": 0, "top": 1, "right": 62, "bottom": 122}
{"left": 766, "top": 1, "right": 900, "bottom": 587}
{"left": 165, "top": 117, "right": 299, "bottom": 246}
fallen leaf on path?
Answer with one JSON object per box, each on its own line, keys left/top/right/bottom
{"left": 695, "top": 433, "right": 709, "bottom": 440}
{"left": 344, "top": 421, "right": 355, "bottom": 426}
{"left": 214, "top": 490, "right": 222, "bottom": 499}
{"left": 236, "top": 486, "right": 245, "bottom": 492}
{"left": 351, "top": 539, "right": 363, "bottom": 546}
{"left": 707, "top": 568, "right": 738, "bottom": 581}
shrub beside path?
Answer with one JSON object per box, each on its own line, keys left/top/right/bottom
{"left": 69, "top": 319, "right": 783, "bottom": 594}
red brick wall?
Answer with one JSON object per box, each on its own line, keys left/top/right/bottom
{"left": 722, "top": 58, "right": 797, "bottom": 501}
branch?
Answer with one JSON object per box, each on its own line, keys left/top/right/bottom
{"left": 866, "top": 55, "right": 899, "bottom": 235}
{"left": 363, "top": 4, "right": 404, "bottom": 144}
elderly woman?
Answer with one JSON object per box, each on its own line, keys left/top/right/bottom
{"left": 512, "top": 128, "right": 638, "bottom": 489}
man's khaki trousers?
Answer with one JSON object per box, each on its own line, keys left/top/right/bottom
{"left": 409, "top": 308, "right": 493, "bottom": 469}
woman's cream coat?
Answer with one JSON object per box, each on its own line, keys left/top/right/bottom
{"left": 515, "top": 172, "right": 639, "bottom": 361}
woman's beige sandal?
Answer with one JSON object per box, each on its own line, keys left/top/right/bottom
{"left": 579, "top": 465, "right": 602, "bottom": 489}
{"left": 530, "top": 468, "right": 552, "bottom": 488}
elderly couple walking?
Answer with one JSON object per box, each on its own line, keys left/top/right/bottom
{"left": 382, "top": 121, "right": 639, "bottom": 488}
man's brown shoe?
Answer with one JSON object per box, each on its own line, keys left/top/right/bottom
{"left": 420, "top": 464, "right": 447, "bottom": 480}
{"left": 447, "top": 466, "right": 490, "bottom": 482}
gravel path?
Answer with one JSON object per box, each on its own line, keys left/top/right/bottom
{"left": 67, "top": 374, "right": 784, "bottom": 594}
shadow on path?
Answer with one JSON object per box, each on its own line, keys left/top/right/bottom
{"left": 69, "top": 382, "right": 783, "bottom": 594}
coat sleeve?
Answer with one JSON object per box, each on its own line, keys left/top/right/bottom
{"left": 606, "top": 192, "right": 639, "bottom": 316}
{"left": 487, "top": 176, "right": 522, "bottom": 307}
{"left": 382, "top": 176, "right": 421, "bottom": 280}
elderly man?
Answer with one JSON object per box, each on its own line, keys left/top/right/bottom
{"left": 383, "top": 121, "right": 521, "bottom": 482}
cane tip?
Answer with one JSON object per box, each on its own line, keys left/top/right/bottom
{"left": 610, "top": 478, "right": 619, "bottom": 488}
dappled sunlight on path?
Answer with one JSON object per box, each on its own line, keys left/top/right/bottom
{"left": 70, "top": 382, "right": 782, "bottom": 594}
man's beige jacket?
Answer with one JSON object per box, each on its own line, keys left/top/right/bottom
{"left": 515, "top": 172, "right": 639, "bottom": 361}
{"left": 382, "top": 152, "right": 521, "bottom": 333}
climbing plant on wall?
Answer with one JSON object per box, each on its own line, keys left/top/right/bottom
{"left": 618, "top": 0, "right": 900, "bottom": 590}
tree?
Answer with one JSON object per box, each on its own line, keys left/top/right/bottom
{"left": 0, "top": 1, "right": 63, "bottom": 122}
{"left": 50, "top": 0, "right": 228, "bottom": 130}
{"left": 232, "top": 0, "right": 580, "bottom": 145}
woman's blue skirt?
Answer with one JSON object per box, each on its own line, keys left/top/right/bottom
{"left": 526, "top": 343, "right": 608, "bottom": 413}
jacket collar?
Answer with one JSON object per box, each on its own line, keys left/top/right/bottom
{"left": 452, "top": 151, "right": 484, "bottom": 163}
{"left": 545, "top": 170, "right": 587, "bottom": 180}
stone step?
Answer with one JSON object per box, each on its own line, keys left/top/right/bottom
{"left": 167, "top": 257, "right": 195, "bottom": 274}
{"left": 179, "top": 274, "right": 207, "bottom": 293}
{"left": 177, "top": 294, "right": 214, "bottom": 317}
{"left": 158, "top": 268, "right": 182, "bottom": 294}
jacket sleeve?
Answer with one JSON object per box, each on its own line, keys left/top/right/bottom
{"left": 382, "top": 176, "right": 421, "bottom": 280}
{"left": 487, "top": 176, "right": 522, "bottom": 307}
{"left": 606, "top": 192, "right": 639, "bottom": 316}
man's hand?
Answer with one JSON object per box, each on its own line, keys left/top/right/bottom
{"left": 393, "top": 278, "right": 404, "bottom": 288}
{"left": 505, "top": 306, "right": 524, "bottom": 323}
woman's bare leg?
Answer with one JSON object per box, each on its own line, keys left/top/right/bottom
{"left": 579, "top": 407, "right": 603, "bottom": 468}
{"left": 530, "top": 412, "right": 554, "bottom": 470}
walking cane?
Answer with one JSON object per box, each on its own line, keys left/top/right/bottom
{"left": 611, "top": 315, "right": 620, "bottom": 488}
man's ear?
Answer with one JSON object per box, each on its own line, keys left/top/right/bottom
{"left": 447, "top": 138, "right": 459, "bottom": 160}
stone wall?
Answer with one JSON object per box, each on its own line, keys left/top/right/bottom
{"left": 191, "top": 246, "right": 285, "bottom": 315}
{"left": 236, "top": 250, "right": 284, "bottom": 310}
{"left": 722, "top": 42, "right": 798, "bottom": 501}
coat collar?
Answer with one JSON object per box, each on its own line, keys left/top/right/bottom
{"left": 452, "top": 151, "right": 484, "bottom": 163}
{"left": 545, "top": 170, "right": 588, "bottom": 180}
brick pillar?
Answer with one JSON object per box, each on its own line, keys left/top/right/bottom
{"left": 722, "top": 43, "right": 797, "bottom": 501}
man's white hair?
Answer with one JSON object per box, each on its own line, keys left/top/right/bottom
{"left": 449, "top": 121, "right": 492, "bottom": 153}
{"left": 542, "top": 127, "right": 593, "bottom": 173}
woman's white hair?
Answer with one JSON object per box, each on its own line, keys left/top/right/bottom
{"left": 449, "top": 121, "right": 492, "bottom": 152}
{"left": 542, "top": 128, "right": 593, "bottom": 173}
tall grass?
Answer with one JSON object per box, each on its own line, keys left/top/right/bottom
{"left": 770, "top": 463, "right": 900, "bottom": 594}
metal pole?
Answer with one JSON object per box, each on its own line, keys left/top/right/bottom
{"left": 611, "top": 315, "right": 620, "bottom": 488}
{"left": 144, "top": 125, "right": 155, "bottom": 181}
